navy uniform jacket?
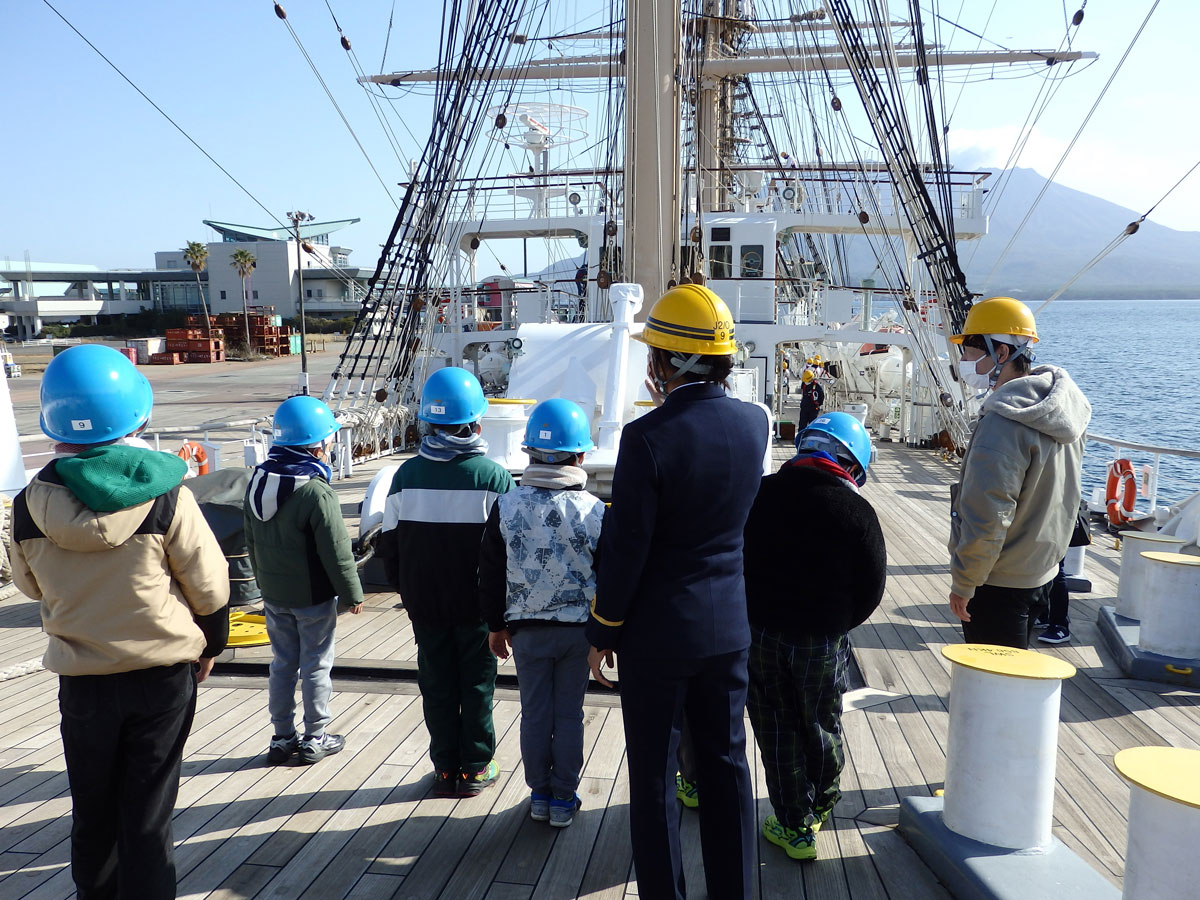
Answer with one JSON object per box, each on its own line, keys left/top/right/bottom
{"left": 586, "top": 382, "right": 769, "bottom": 659}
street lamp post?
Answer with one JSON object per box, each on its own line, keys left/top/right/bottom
{"left": 286, "top": 210, "right": 314, "bottom": 394}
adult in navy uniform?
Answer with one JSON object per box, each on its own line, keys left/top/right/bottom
{"left": 587, "top": 284, "right": 769, "bottom": 900}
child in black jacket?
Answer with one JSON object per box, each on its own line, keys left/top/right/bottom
{"left": 742, "top": 412, "right": 887, "bottom": 862}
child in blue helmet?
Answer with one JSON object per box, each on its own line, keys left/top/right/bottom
{"left": 379, "top": 367, "right": 513, "bottom": 798}
{"left": 244, "top": 396, "right": 364, "bottom": 766}
{"left": 742, "top": 412, "right": 887, "bottom": 861}
{"left": 478, "top": 398, "right": 605, "bottom": 828}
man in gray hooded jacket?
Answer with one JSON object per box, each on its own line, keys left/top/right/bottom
{"left": 947, "top": 297, "right": 1092, "bottom": 648}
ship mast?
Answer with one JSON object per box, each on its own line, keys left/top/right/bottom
{"left": 623, "top": 0, "right": 680, "bottom": 307}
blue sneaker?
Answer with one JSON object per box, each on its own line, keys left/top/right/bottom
{"left": 530, "top": 791, "right": 551, "bottom": 821}
{"left": 549, "top": 793, "right": 582, "bottom": 828}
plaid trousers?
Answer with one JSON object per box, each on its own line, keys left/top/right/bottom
{"left": 747, "top": 624, "right": 850, "bottom": 831}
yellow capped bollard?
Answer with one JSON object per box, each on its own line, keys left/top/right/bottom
{"left": 1115, "top": 746, "right": 1200, "bottom": 899}
{"left": 941, "top": 644, "right": 1075, "bottom": 850}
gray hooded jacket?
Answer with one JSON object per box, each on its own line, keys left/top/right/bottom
{"left": 949, "top": 364, "right": 1092, "bottom": 598}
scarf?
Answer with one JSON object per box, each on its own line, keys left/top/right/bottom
{"left": 782, "top": 451, "right": 861, "bottom": 493}
{"left": 247, "top": 445, "right": 331, "bottom": 521}
{"left": 418, "top": 430, "right": 488, "bottom": 462}
{"left": 520, "top": 463, "right": 588, "bottom": 490}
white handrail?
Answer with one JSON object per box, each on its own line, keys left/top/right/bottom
{"left": 1086, "top": 431, "right": 1200, "bottom": 461}
{"left": 1086, "top": 431, "right": 1200, "bottom": 513}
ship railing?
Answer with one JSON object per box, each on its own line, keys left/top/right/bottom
{"left": 1085, "top": 431, "right": 1200, "bottom": 512}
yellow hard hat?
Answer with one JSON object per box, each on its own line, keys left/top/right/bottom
{"left": 802, "top": 370, "right": 815, "bottom": 384}
{"left": 806, "top": 357, "right": 815, "bottom": 366}
{"left": 950, "top": 296, "right": 1039, "bottom": 344}
{"left": 636, "top": 283, "right": 737, "bottom": 356}
{"left": 813, "top": 354, "right": 823, "bottom": 364}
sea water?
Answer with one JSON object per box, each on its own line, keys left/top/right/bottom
{"left": 1023, "top": 298, "right": 1200, "bottom": 507}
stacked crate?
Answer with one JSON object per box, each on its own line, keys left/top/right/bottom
{"left": 193, "top": 310, "right": 295, "bottom": 356}
{"left": 164, "top": 327, "right": 226, "bottom": 364}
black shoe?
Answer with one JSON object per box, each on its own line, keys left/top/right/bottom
{"left": 432, "top": 770, "right": 458, "bottom": 798}
{"left": 1038, "top": 625, "right": 1071, "bottom": 645}
{"left": 299, "top": 733, "right": 345, "bottom": 764}
{"left": 266, "top": 733, "right": 299, "bottom": 765}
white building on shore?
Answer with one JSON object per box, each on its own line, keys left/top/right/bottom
{"left": 1, "top": 218, "right": 368, "bottom": 339}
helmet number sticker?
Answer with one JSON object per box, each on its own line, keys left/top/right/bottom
{"left": 539, "top": 430, "right": 553, "bottom": 440}
{"left": 429, "top": 404, "right": 446, "bottom": 415}
{"left": 70, "top": 419, "right": 92, "bottom": 431}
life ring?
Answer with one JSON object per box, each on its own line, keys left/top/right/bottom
{"left": 1105, "top": 458, "right": 1137, "bottom": 525}
{"left": 177, "top": 441, "right": 210, "bottom": 478}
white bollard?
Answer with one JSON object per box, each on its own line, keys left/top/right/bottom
{"left": 1136, "top": 552, "right": 1200, "bottom": 659}
{"left": 941, "top": 645, "right": 1076, "bottom": 850}
{"left": 480, "top": 398, "right": 535, "bottom": 470}
{"left": 1116, "top": 746, "right": 1200, "bottom": 900}
{"left": 1116, "top": 531, "right": 1187, "bottom": 619}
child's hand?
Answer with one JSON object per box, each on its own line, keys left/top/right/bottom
{"left": 348, "top": 602, "right": 364, "bottom": 615}
{"left": 489, "top": 629, "right": 512, "bottom": 660}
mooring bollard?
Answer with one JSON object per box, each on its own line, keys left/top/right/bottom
{"left": 1116, "top": 532, "right": 1187, "bottom": 619}
{"left": 940, "top": 645, "right": 1076, "bottom": 850}
{"left": 1136, "top": 552, "right": 1200, "bottom": 659}
{"left": 1115, "top": 746, "right": 1200, "bottom": 899}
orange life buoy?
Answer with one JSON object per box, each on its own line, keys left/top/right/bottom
{"left": 1106, "top": 458, "right": 1137, "bottom": 525}
{"left": 177, "top": 441, "right": 210, "bottom": 478}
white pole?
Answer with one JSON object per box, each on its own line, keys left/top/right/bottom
{"left": 1116, "top": 746, "right": 1200, "bottom": 900}
{"left": 597, "top": 282, "right": 643, "bottom": 451}
{"left": 941, "top": 645, "right": 1075, "bottom": 850}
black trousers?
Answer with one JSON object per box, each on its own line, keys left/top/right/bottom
{"left": 59, "top": 662, "right": 197, "bottom": 900}
{"left": 619, "top": 649, "right": 755, "bottom": 900}
{"left": 1046, "top": 561, "right": 1070, "bottom": 628}
{"left": 961, "top": 581, "right": 1053, "bottom": 649}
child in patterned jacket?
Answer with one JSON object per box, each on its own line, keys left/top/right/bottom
{"left": 478, "top": 399, "right": 604, "bottom": 828}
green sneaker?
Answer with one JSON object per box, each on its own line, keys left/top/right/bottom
{"left": 810, "top": 805, "right": 834, "bottom": 833}
{"left": 675, "top": 773, "right": 699, "bottom": 809}
{"left": 459, "top": 760, "right": 500, "bottom": 797}
{"left": 763, "top": 814, "right": 817, "bottom": 861}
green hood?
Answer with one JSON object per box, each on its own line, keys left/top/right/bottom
{"left": 56, "top": 445, "right": 188, "bottom": 512}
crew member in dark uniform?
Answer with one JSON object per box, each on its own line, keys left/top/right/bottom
{"left": 799, "top": 368, "right": 824, "bottom": 428}
{"left": 587, "top": 284, "right": 769, "bottom": 900}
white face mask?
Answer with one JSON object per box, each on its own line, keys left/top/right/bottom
{"left": 958, "top": 356, "right": 992, "bottom": 391}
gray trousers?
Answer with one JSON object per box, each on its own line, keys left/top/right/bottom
{"left": 510, "top": 624, "right": 590, "bottom": 798}
{"left": 265, "top": 600, "right": 338, "bottom": 737}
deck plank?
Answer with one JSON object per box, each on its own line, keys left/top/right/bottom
{"left": 5, "top": 443, "right": 1199, "bottom": 898}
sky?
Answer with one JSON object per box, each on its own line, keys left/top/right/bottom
{"left": 3, "top": 0, "right": 1197, "bottom": 274}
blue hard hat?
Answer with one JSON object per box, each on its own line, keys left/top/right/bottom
{"left": 40, "top": 344, "right": 153, "bottom": 444}
{"left": 272, "top": 396, "right": 341, "bottom": 446}
{"left": 419, "top": 367, "right": 488, "bottom": 425}
{"left": 524, "top": 398, "right": 595, "bottom": 453}
{"left": 797, "top": 412, "right": 872, "bottom": 476}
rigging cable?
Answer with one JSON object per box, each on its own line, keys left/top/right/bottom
{"left": 980, "top": 0, "right": 1161, "bottom": 291}
{"left": 1034, "top": 154, "right": 1200, "bottom": 314}
{"left": 274, "top": 2, "right": 399, "bottom": 207}
{"left": 39, "top": 0, "right": 286, "bottom": 230}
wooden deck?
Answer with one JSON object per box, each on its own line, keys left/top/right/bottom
{"left": 1, "top": 442, "right": 1198, "bottom": 898}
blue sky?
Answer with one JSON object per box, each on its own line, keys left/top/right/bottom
{"left": 3, "top": 0, "right": 1196, "bottom": 273}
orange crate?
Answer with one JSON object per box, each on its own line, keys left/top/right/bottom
{"left": 150, "top": 352, "right": 184, "bottom": 365}
{"left": 185, "top": 350, "right": 226, "bottom": 363}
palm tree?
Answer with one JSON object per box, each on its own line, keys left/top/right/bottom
{"left": 182, "top": 241, "right": 212, "bottom": 338}
{"left": 229, "top": 248, "right": 257, "bottom": 350}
